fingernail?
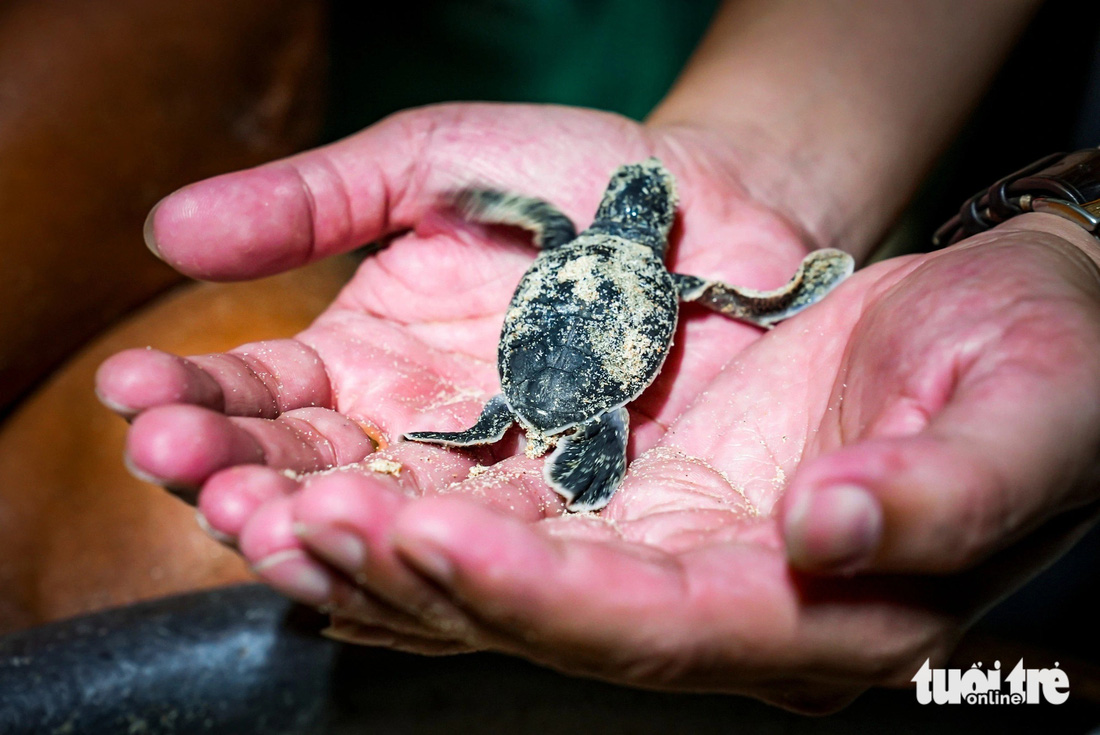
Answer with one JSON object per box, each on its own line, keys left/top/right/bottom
{"left": 785, "top": 484, "right": 883, "bottom": 573}
{"left": 253, "top": 549, "right": 334, "bottom": 605}
{"left": 196, "top": 511, "right": 237, "bottom": 546}
{"left": 144, "top": 199, "right": 164, "bottom": 260}
{"left": 397, "top": 536, "right": 454, "bottom": 585}
{"left": 295, "top": 524, "right": 367, "bottom": 571}
{"left": 124, "top": 453, "right": 200, "bottom": 504}
{"left": 94, "top": 388, "right": 138, "bottom": 419}
{"left": 123, "top": 452, "right": 161, "bottom": 485}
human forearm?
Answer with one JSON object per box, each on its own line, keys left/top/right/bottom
{"left": 648, "top": 0, "right": 1039, "bottom": 259}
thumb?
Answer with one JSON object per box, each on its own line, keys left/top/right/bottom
{"left": 144, "top": 103, "right": 586, "bottom": 281}
{"left": 144, "top": 103, "right": 638, "bottom": 281}
{"left": 145, "top": 109, "right": 419, "bottom": 281}
{"left": 782, "top": 341, "right": 1100, "bottom": 574}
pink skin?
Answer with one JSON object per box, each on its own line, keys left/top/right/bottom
{"left": 97, "top": 104, "right": 1100, "bottom": 712}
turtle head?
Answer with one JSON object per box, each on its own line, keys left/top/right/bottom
{"left": 592, "top": 158, "right": 678, "bottom": 255}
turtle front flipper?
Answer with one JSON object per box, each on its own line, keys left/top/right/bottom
{"left": 673, "top": 249, "right": 854, "bottom": 328}
{"left": 544, "top": 407, "right": 629, "bottom": 512}
{"left": 451, "top": 189, "right": 577, "bottom": 250}
{"left": 404, "top": 394, "right": 514, "bottom": 447}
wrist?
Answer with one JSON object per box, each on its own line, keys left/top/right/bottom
{"left": 644, "top": 112, "right": 884, "bottom": 261}
{"left": 646, "top": 0, "right": 1038, "bottom": 261}
{"left": 999, "top": 212, "right": 1100, "bottom": 271}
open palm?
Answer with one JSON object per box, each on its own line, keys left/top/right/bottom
{"left": 98, "top": 104, "right": 1100, "bottom": 712}
{"left": 102, "top": 103, "right": 814, "bottom": 484}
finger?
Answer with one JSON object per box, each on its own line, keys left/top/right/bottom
{"left": 198, "top": 465, "right": 299, "bottom": 542}
{"left": 96, "top": 339, "right": 331, "bottom": 419}
{"left": 142, "top": 105, "right": 603, "bottom": 281}
{"left": 144, "top": 147, "right": 377, "bottom": 280}
{"left": 390, "top": 497, "right": 942, "bottom": 695}
{"left": 391, "top": 496, "right": 730, "bottom": 677}
{"left": 239, "top": 495, "right": 335, "bottom": 606}
{"left": 292, "top": 464, "right": 419, "bottom": 604}
{"left": 239, "top": 496, "right": 471, "bottom": 643}
{"left": 241, "top": 497, "right": 409, "bottom": 620}
{"left": 290, "top": 445, "right": 518, "bottom": 613}
{"left": 291, "top": 441, "right": 566, "bottom": 641}
{"left": 126, "top": 405, "right": 372, "bottom": 488}
{"left": 784, "top": 345, "right": 1100, "bottom": 574}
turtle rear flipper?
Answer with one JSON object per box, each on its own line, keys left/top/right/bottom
{"left": 404, "top": 394, "right": 514, "bottom": 447}
{"left": 544, "top": 407, "right": 629, "bottom": 512}
{"left": 674, "top": 249, "right": 854, "bottom": 328}
{"left": 451, "top": 189, "right": 577, "bottom": 250}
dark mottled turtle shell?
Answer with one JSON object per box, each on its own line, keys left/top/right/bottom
{"left": 499, "top": 233, "right": 677, "bottom": 434}
{"left": 402, "top": 157, "right": 854, "bottom": 512}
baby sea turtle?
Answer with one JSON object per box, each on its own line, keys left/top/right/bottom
{"left": 404, "top": 158, "right": 853, "bottom": 512}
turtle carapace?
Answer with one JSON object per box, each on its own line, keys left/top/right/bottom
{"left": 404, "top": 158, "right": 853, "bottom": 512}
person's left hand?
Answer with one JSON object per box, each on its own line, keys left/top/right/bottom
{"left": 190, "top": 213, "right": 1100, "bottom": 712}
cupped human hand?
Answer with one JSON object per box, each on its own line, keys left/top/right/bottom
{"left": 97, "top": 102, "right": 1100, "bottom": 712}
{"left": 276, "top": 216, "right": 1100, "bottom": 713}
{"left": 95, "top": 103, "right": 814, "bottom": 657}
{"left": 98, "top": 103, "right": 812, "bottom": 484}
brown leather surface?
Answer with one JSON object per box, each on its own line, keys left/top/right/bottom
{"left": 0, "top": 256, "right": 356, "bottom": 633}
{"left": 0, "top": 0, "right": 331, "bottom": 632}
{"left": 0, "top": 0, "right": 327, "bottom": 410}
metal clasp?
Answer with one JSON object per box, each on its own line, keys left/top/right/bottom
{"left": 1029, "top": 197, "right": 1100, "bottom": 233}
